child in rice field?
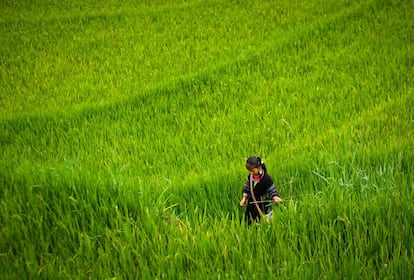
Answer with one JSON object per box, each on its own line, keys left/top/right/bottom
{"left": 239, "top": 156, "right": 282, "bottom": 225}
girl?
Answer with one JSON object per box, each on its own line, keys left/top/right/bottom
{"left": 240, "top": 156, "right": 282, "bottom": 225}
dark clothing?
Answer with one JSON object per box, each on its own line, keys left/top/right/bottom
{"left": 242, "top": 171, "right": 279, "bottom": 225}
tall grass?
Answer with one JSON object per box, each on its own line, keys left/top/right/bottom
{"left": 1, "top": 0, "right": 413, "bottom": 279}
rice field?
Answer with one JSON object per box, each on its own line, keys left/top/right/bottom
{"left": 0, "top": 0, "right": 413, "bottom": 279}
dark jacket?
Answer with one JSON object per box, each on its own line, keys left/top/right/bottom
{"left": 242, "top": 171, "right": 279, "bottom": 202}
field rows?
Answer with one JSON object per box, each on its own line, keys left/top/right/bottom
{"left": 1, "top": 0, "right": 413, "bottom": 278}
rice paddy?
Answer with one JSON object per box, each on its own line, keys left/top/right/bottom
{"left": 0, "top": 0, "right": 413, "bottom": 279}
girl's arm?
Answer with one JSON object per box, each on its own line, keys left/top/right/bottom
{"left": 266, "top": 183, "right": 282, "bottom": 203}
{"left": 240, "top": 179, "right": 250, "bottom": 206}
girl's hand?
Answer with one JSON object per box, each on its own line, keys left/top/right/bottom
{"left": 272, "top": 196, "right": 282, "bottom": 204}
{"left": 240, "top": 198, "right": 247, "bottom": 207}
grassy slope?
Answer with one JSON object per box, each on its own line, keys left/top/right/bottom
{"left": 0, "top": 0, "right": 413, "bottom": 279}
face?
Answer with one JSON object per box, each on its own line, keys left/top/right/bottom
{"left": 246, "top": 163, "right": 260, "bottom": 176}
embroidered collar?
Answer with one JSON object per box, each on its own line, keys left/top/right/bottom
{"left": 252, "top": 170, "right": 264, "bottom": 181}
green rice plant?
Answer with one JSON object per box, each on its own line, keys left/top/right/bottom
{"left": 1, "top": 0, "right": 413, "bottom": 278}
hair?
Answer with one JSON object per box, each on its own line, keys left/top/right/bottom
{"left": 246, "top": 156, "right": 267, "bottom": 172}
